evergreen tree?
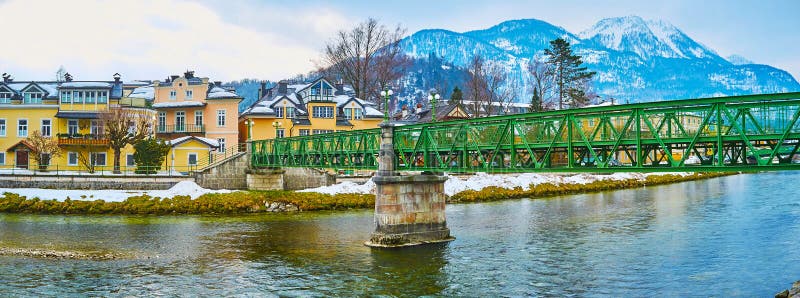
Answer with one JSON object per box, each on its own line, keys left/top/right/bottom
{"left": 450, "top": 86, "right": 463, "bottom": 103}
{"left": 544, "top": 38, "right": 596, "bottom": 109}
{"left": 530, "top": 87, "right": 542, "bottom": 112}
{"left": 133, "top": 138, "right": 171, "bottom": 174}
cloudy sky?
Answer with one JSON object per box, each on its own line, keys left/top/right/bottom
{"left": 0, "top": 0, "right": 798, "bottom": 82}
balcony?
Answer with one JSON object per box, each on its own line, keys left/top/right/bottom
{"left": 57, "top": 133, "right": 109, "bottom": 146}
{"left": 156, "top": 124, "right": 205, "bottom": 135}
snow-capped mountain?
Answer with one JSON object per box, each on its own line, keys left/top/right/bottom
{"left": 396, "top": 16, "right": 799, "bottom": 104}
{"left": 726, "top": 54, "right": 755, "bottom": 65}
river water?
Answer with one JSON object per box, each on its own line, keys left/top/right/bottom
{"left": 1, "top": 172, "right": 799, "bottom": 296}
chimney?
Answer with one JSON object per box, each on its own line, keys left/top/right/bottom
{"left": 416, "top": 103, "right": 423, "bottom": 114}
{"left": 64, "top": 72, "right": 73, "bottom": 82}
{"left": 214, "top": 81, "right": 222, "bottom": 87}
{"left": 184, "top": 70, "right": 194, "bottom": 79}
{"left": 260, "top": 81, "right": 267, "bottom": 98}
{"left": 1, "top": 73, "right": 10, "bottom": 83}
{"left": 278, "top": 80, "right": 288, "bottom": 94}
{"left": 170, "top": 75, "right": 179, "bottom": 81}
{"left": 402, "top": 105, "right": 408, "bottom": 118}
{"left": 113, "top": 73, "right": 121, "bottom": 83}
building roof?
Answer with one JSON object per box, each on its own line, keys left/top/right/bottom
{"left": 207, "top": 86, "right": 240, "bottom": 99}
{"left": 152, "top": 101, "right": 206, "bottom": 108}
{"left": 55, "top": 111, "right": 100, "bottom": 119}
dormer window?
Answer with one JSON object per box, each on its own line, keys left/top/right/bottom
{"left": 23, "top": 92, "right": 43, "bottom": 104}
{"left": 344, "top": 108, "right": 363, "bottom": 120}
{"left": 0, "top": 91, "right": 11, "bottom": 104}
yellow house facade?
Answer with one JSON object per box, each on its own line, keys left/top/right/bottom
{"left": 0, "top": 73, "right": 153, "bottom": 172}
{"left": 239, "top": 78, "right": 383, "bottom": 142}
{"left": 127, "top": 71, "right": 242, "bottom": 170}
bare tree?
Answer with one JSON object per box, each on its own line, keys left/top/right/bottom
{"left": 26, "top": 131, "right": 61, "bottom": 170}
{"left": 101, "top": 107, "right": 152, "bottom": 173}
{"left": 464, "top": 55, "right": 515, "bottom": 117}
{"left": 320, "top": 18, "right": 408, "bottom": 108}
{"left": 527, "top": 54, "right": 556, "bottom": 111}
{"left": 55, "top": 66, "right": 67, "bottom": 82}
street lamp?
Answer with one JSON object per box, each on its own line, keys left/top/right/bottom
{"left": 245, "top": 119, "right": 254, "bottom": 141}
{"left": 427, "top": 91, "right": 441, "bottom": 123}
{"left": 380, "top": 88, "right": 393, "bottom": 122}
{"left": 272, "top": 121, "right": 282, "bottom": 139}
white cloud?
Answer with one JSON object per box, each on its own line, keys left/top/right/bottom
{"left": 0, "top": 0, "right": 328, "bottom": 81}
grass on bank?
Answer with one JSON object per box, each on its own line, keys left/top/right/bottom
{"left": 0, "top": 172, "right": 732, "bottom": 215}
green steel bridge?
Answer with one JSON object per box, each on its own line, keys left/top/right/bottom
{"left": 251, "top": 92, "right": 800, "bottom": 173}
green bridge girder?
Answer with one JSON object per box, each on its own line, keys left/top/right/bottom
{"left": 251, "top": 92, "right": 800, "bottom": 173}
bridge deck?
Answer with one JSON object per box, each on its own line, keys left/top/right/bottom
{"left": 251, "top": 92, "right": 800, "bottom": 173}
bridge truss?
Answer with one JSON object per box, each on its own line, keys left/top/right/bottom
{"left": 251, "top": 92, "right": 800, "bottom": 173}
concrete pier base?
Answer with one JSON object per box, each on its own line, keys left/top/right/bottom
{"left": 365, "top": 173, "right": 454, "bottom": 248}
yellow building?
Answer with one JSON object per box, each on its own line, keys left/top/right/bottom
{"left": 0, "top": 73, "right": 154, "bottom": 172}
{"left": 127, "top": 71, "right": 242, "bottom": 170}
{"left": 239, "top": 78, "right": 383, "bottom": 141}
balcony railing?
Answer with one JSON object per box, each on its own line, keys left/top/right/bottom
{"left": 57, "top": 133, "right": 109, "bottom": 146}
{"left": 156, "top": 124, "right": 205, "bottom": 134}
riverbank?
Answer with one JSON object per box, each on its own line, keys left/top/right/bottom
{"left": 0, "top": 172, "right": 733, "bottom": 215}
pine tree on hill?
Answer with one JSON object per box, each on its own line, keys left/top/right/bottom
{"left": 544, "top": 38, "right": 596, "bottom": 109}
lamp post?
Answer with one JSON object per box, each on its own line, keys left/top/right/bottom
{"left": 380, "top": 88, "right": 393, "bottom": 123}
{"left": 272, "top": 121, "right": 282, "bottom": 139}
{"left": 245, "top": 119, "right": 254, "bottom": 141}
{"left": 427, "top": 91, "right": 441, "bottom": 123}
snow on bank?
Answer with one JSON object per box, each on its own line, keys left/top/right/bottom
{"left": 299, "top": 172, "right": 692, "bottom": 196}
{"left": 0, "top": 181, "right": 234, "bottom": 202}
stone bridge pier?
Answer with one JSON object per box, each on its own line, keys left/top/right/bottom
{"left": 365, "top": 123, "right": 454, "bottom": 247}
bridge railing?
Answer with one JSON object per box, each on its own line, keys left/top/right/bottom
{"left": 252, "top": 92, "right": 800, "bottom": 173}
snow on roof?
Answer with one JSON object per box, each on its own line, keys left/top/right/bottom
{"left": 125, "top": 80, "right": 151, "bottom": 86}
{"left": 583, "top": 101, "right": 616, "bottom": 108}
{"left": 128, "top": 86, "right": 154, "bottom": 100}
{"left": 152, "top": 101, "right": 205, "bottom": 108}
{"left": 38, "top": 83, "right": 59, "bottom": 97}
{"left": 247, "top": 106, "right": 275, "bottom": 114}
{"left": 365, "top": 107, "right": 383, "bottom": 117}
{"left": 207, "top": 86, "right": 240, "bottom": 99}
{"left": 5, "top": 83, "right": 27, "bottom": 92}
{"left": 168, "top": 136, "right": 220, "bottom": 148}
{"left": 60, "top": 82, "right": 112, "bottom": 88}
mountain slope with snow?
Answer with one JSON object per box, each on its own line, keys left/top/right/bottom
{"left": 396, "top": 16, "right": 799, "bottom": 104}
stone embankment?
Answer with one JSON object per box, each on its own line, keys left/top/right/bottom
{"left": 776, "top": 280, "right": 800, "bottom": 298}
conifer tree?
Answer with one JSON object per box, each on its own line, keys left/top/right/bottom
{"left": 544, "top": 38, "right": 596, "bottom": 109}
{"left": 530, "top": 87, "right": 542, "bottom": 112}
{"left": 450, "top": 86, "right": 463, "bottom": 103}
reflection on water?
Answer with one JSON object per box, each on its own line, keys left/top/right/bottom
{"left": 1, "top": 173, "right": 799, "bottom": 296}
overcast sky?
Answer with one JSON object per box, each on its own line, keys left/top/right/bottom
{"left": 0, "top": 0, "right": 797, "bottom": 82}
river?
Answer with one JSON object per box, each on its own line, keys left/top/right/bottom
{"left": 1, "top": 172, "right": 799, "bottom": 296}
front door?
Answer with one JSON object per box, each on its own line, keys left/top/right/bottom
{"left": 15, "top": 150, "right": 28, "bottom": 169}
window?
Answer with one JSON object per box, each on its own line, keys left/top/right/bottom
{"left": 17, "top": 119, "right": 27, "bottom": 137}
{"left": 194, "top": 111, "right": 203, "bottom": 126}
{"left": 85, "top": 91, "right": 96, "bottom": 103}
{"left": 185, "top": 90, "right": 193, "bottom": 100}
{"left": 60, "top": 91, "right": 72, "bottom": 103}
{"left": 98, "top": 91, "right": 108, "bottom": 103}
{"left": 90, "top": 152, "right": 106, "bottom": 166}
{"left": 72, "top": 91, "right": 82, "bottom": 104}
{"left": 40, "top": 153, "right": 51, "bottom": 167}
{"left": 90, "top": 120, "right": 103, "bottom": 136}
{"left": 0, "top": 92, "right": 11, "bottom": 104}
{"left": 176, "top": 111, "right": 186, "bottom": 131}
{"left": 0, "top": 152, "right": 5, "bottom": 165}
{"left": 188, "top": 153, "right": 198, "bottom": 166}
{"left": 68, "top": 120, "right": 79, "bottom": 135}
{"left": 126, "top": 154, "right": 135, "bottom": 167}
{"left": 345, "top": 108, "right": 363, "bottom": 120}
{"left": 41, "top": 119, "right": 51, "bottom": 137}
{"left": 23, "top": 92, "right": 43, "bottom": 104}
{"left": 217, "top": 110, "right": 226, "bottom": 127}
{"left": 276, "top": 129, "right": 285, "bottom": 138}
{"left": 169, "top": 90, "right": 177, "bottom": 100}
{"left": 276, "top": 107, "right": 283, "bottom": 118}
{"left": 0, "top": 119, "right": 5, "bottom": 136}
{"left": 312, "top": 106, "right": 334, "bottom": 118}
{"left": 68, "top": 152, "right": 78, "bottom": 166}
{"left": 158, "top": 112, "right": 166, "bottom": 132}
{"left": 286, "top": 107, "right": 296, "bottom": 118}
{"left": 312, "top": 129, "right": 333, "bottom": 135}
{"left": 299, "top": 129, "right": 310, "bottom": 136}
{"left": 217, "top": 138, "right": 226, "bottom": 152}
